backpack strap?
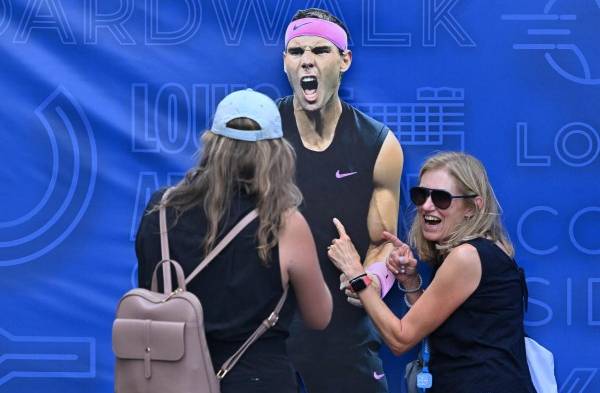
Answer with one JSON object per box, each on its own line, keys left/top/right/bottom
{"left": 216, "top": 287, "right": 289, "bottom": 380}
{"left": 157, "top": 187, "right": 258, "bottom": 291}
{"left": 184, "top": 208, "right": 258, "bottom": 285}
{"left": 158, "top": 188, "right": 174, "bottom": 293}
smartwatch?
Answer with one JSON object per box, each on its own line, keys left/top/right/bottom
{"left": 349, "top": 273, "right": 372, "bottom": 293}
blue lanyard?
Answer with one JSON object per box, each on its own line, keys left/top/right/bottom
{"left": 417, "top": 337, "right": 432, "bottom": 392}
{"left": 422, "top": 337, "right": 430, "bottom": 371}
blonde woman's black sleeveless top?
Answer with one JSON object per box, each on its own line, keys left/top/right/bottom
{"left": 429, "top": 238, "right": 535, "bottom": 393}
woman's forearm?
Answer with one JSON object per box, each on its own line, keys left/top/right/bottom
{"left": 358, "top": 285, "right": 412, "bottom": 356}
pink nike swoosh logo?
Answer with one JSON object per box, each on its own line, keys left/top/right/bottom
{"left": 335, "top": 170, "right": 358, "bottom": 179}
{"left": 373, "top": 371, "right": 385, "bottom": 380}
{"left": 293, "top": 22, "right": 312, "bottom": 30}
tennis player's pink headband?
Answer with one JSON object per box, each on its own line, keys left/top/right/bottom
{"left": 284, "top": 18, "right": 348, "bottom": 51}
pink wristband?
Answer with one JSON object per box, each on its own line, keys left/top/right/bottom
{"left": 366, "top": 261, "right": 395, "bottom": 298}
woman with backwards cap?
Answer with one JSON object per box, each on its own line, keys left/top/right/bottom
{"left": 136, "top": 89, "right": 332, "bottom": 392}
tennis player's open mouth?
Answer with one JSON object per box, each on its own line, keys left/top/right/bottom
{"left": 301, "top": 76, "right": 318, "bottom": 102}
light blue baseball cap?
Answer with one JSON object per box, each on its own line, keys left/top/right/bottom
{"left": 210, "top": 89, "right": 283, "bottom": 141}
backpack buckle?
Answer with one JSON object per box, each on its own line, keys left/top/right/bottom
{"left": 216, "top": 368, "right": 228, "bottom": 380}
{"left": 161, "top": 287, "right": 183, "bottom": 303}
{"left": 265, "top": 312, "right": 279, "bottom": 327}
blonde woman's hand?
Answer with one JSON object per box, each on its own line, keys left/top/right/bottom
{"left": 382, "top": 231, "right": 419, "bottom": 289}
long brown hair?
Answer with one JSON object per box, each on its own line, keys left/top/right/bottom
{"left": 408, "top": 152, "right": 514, "bottom": 262}
{"left": 159, "top": 118, "right": 302, "bottom": 263}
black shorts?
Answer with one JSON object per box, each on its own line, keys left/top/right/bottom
{"left": 290, "top": 338, "right": 388, "bottom": 393}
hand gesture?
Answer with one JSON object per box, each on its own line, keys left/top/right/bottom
{"left": 339, "top": 272, "right": 381, "bottom": 308}
{"left": 327, "top": 218, "right": 364, "bottom": 279}
{"left": 382, "top": 231, "right": 419, "bottom": 289}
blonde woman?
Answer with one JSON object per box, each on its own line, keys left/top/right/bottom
{"left": 328, "top": 152, "right": 535, "bottom": 393}
{"left": 136, "top": 89, "right": 332, "bottom": 393}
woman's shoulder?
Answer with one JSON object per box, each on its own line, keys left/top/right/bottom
{"left": 445, "top": 242, "right": 481, "bottom": 270}
{"left": 147, "top": 187, "right": 169, "bottom": 210}
{"left": 280, "top": 208, "right": 310, "bottom": 237}
{"left": 433, "top": 242, "right": 482, "bottom": 300}
{"left": 137, "top": 188, "right": 169, "bottom": 230}
{"left": 463, "top": 237, "right": 512, "bottom": 261}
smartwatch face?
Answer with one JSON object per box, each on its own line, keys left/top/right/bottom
{"left": 350, "top": 276, "right": 368, "bottom": 292}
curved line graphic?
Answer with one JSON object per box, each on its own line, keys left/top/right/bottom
{"left": 543, "top": 0, "right": 600, "bottom": 85}
{"left": 561, "top": 130, "right": 593, "bottom": 159}
{"left": 0, "top": 119, "right": 59, "bottom": 228}
{"left": 0, "top": 87, "right": 97, "bottom": 267}
{"left": 546, "top": 0, "right": 600, "bottom": 13}
{"left": 0, "top": 107, "right": 79, "bottom": 246}
{"left": 0, "top": 0, "right": 12, "bottom": 36}
{"left": 558, "top": 44, "right": 592, "bottom": 79}
{"left": 554, "top": 122, "right": 600, "bottom": 167}
{"left": 545, "top": 52, "right": 600, "bottom": 85}
{"left": 569, "top": 207, "right": 600, "bottom": 255}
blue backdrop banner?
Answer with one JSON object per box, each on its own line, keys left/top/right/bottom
{"left": 1, "top": 0, "right": 598, "bottom": 392}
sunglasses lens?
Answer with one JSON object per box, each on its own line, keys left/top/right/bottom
{"left": 431, "top": 190, "right": 452, "bottom": 209}
{"left": 410, "top": 187, "right": 454, "bottom": 209}
{"left": 410, "top": 187, "right": 429, "bottom": 206}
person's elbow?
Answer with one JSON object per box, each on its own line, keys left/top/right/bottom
{"left": 307, "top": 312, "right": 331, "bottom": 330}
{"left": 389, "top": 341, "right": 409, "bottom": 356}
{"left": 304, "top": 290, "right": 333, "bottom": 330}
{"left": 385, "top": 321, "right": 413, "bottom": 356}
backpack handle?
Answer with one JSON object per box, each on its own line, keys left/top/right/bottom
{"left": 150, "top": 259, "right": 187, "bottom": 293}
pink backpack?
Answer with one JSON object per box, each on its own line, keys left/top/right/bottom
{"left": 112, "top": 192, "right": 288, "bottom": 392}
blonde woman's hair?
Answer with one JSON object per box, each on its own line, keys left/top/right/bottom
{"left": 158, "top": 118, "right": 302, "bottom": 263}
{"left": 408, "top": 151, "right": 513, "bottom": 263}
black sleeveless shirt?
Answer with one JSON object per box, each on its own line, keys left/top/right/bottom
{"left": 278, "top": 97, "right": 390, "bottom": 393}
{"left": 279, "top": 96, "right": 388, "bottom": 340}
{"left": 135, "top": 189, "right": 297, "bottom": 391}
{"left": 429, "top": 238, "right": 535, "bottom": 393}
